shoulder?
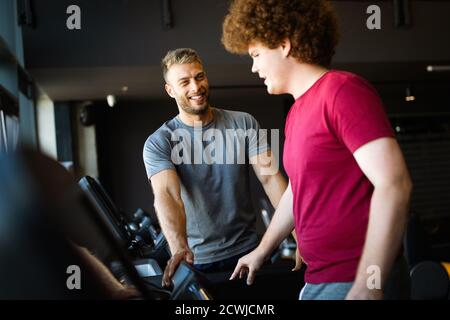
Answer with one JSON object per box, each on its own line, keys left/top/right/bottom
{"left": 215, "top": 108, "right": 259, "bottom": 128}
{"left": 323, "top": 70, "right": 377, "bottom": 99}
{"left": 143, "top": 119, "right": 179, "bottom": 154}
{"left": 317, "top": 71, "right": 381, "bottom": 116}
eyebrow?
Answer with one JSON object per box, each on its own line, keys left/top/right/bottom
{"left": 177, "top": 77, "right": 190, "bottom": 83}
{"left": 177, "top": 72, "right": 205, "bottom": 83}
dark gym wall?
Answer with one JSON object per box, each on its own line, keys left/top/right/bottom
{"left": 22, "top": 1, "right": 450, "bottom": 102}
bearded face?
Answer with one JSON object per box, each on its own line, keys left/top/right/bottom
{"left": 165, "top": 62, "right": 211, "bottom": 115}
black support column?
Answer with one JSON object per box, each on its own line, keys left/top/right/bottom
{"left": 54, "top": 102, "right": 76, "bottom": 166}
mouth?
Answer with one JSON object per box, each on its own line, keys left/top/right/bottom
{"left": 188, "top": 92, "right": 206, "bottom": 101}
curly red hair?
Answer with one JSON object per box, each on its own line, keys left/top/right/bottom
{"left": 222, "top": 0, "right": 339, "bottom": 67}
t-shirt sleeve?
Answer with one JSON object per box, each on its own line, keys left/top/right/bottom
{"left": 245, "top": 113, "right": 270, "bottom": 157}
{"left": 143, "top": 133, "right": 175, "bottom": 179}
{"left": 329, "top": 78, "right": 395, "bottom": 153}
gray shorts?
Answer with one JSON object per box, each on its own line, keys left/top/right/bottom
{"left": 298, "top": 256, "right": 411, "bottom": 300}
{"left": 299, "top": 282, "right": 353, "bottom": 300}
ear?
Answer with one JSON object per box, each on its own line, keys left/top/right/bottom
{"left": 281, "top": 38, "right": 292, "bottom": 58}
{"left": 165, "top": 83, "right": 175, "bottom": 98}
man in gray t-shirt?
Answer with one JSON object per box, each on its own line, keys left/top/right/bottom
{"left": 143, "top": 48, "right": 287, "bottom": 287}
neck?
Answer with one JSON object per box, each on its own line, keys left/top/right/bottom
{"left": 178, "top": 106, "right": 214, "bottom": 127}
{"left": 285, "top": 63, "right": 329, "bottom": 99}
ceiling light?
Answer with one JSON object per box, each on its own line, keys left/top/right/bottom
{"left": 426, "top": 65, "right": 450, "bottom": 72}
{"left": 106, "top": 94, "right": 116, "bottom": 107}
{"left": 405, "top": 87, "right": 415, "bottom": 102}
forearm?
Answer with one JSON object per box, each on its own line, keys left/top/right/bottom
{"left": 154, "top": 192, "right": 189, "bottom": 254}
{"left": 261, "top": 172, "right": 288, "bottom": 209}
{"left": 257, "top": 186, "right": 295, "bottom": 259}
{"left": 353, "top": 181, "right": 411, "bottom": 290}
{"left": 73, "top": 245, "right": 140, "bottom": 299}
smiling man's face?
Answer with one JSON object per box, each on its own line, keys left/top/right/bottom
{"left": 165, "top": 62, "right": 210, "bottom": 115}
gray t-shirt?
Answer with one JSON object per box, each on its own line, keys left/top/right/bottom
{"left": 143, "top": 108, "right": 269, "bottom": 264}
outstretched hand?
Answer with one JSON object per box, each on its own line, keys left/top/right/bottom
{"left": 229, "top": 249, "right": 265, "bottom": 285}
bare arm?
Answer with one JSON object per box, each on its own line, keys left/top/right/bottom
{"left": 150, "top": 169, "right": 193, "bottom": 287}
{"left": 255, "top": 180, "right": 295, "bottom": 260}
{"left": 73, "top": 245, "right": 141, "bottom": 299}
{"left": 347, "top": 137, "right": 412, "bottom": 299}
{"left": 252, "top": 152, "right": 301, "bottom": 269}
{"left": 251, "top": 150, "right": 287, "bottom": 208}
{"left": 230, "top": 181, "right": 295, "bottom": 285}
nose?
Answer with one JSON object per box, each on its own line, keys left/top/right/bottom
{"left": 189, "top": 80, "right": 200, "bottom": 92}
{"left": 251, "top": 59, "right": 258, "bottom": 74}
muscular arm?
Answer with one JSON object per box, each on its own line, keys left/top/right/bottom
{"left": 150, "top": 169, "right": 193, "bottom": 287}
{"left": 348, "top": 137, "right": 412, "bottom": 299}
{"left": 151, "top": 169, "right": 188, "bottom": 254}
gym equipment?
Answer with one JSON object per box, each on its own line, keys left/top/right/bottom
{"left": 170, "top": 262, "right": 212, "bottom": 300}
{"left": 410, "top": 261, "right": 449, "bottom": 300}
{"left": 77, "top": 176, "right": 224, "bottom": 300}
{"left": 0, "top": 147, "right": 213, "bottom": 300}
{"left": 404, "top": 213, "right": 450, "bottom": 299}
{"left": 141, "top": 258, "right": 304, "bottom": 300}
{"left": 79, "top": 176, "right": 170, "bottom": 269}
{"left": 0, "top": 147, "right": 155, "bottom": 299}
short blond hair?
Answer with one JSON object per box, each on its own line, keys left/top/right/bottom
{"left": 161, "top": 48, "right": 203, "bottom": 82}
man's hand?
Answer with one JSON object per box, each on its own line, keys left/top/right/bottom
{"left": 291, "top": 247, "right": 303, "bottom": 271}
{"left": 162, "top": 248, "right": 194, "bottom": 287}
{"left": 345, "top": 283, "right": 383, "bottom": 300}
{"left": 229, "top": 248, "right": 266, "bottom": 285}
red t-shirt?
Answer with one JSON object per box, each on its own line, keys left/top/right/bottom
{"left": 283, "top": 70, "right": 395, "bottom": 284}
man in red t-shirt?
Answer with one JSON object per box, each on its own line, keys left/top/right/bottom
{"left": 222, "top": 0, "right": 412, "bottom": 299}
